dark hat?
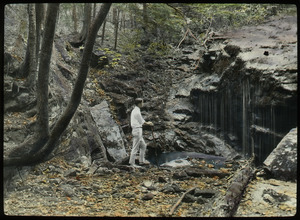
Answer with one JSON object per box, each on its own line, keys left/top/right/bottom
{"left": 135, "top": 98, "right": 143, "bottom": 105}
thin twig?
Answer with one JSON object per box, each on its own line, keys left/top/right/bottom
{"left": 169, "top": 187, "right": 197, "bottom": 216}
{"left": 176, "top": 29, "right": 189, "bottom": 49}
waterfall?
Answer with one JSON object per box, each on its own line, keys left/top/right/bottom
{"left": 242, "top": 77, "right": 250, "bottom": 157}
{"left": 191, "top": 76, "right": 297, "bottom": 164}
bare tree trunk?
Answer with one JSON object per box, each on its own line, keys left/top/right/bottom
{"left": 101, "top": 17, "right": 107, "bottom": 45}
{"left": 18, "top": 4, "right": 36, "bottom": 86}
{"left": 142, "top": 3, "right": 148, "bottom": 30}
{"left": 93, "top": 3, "right": 96, "bottom": 19}
{"left": 35, "top": 3, "right": 45, "bottom": 59}
{"left": 4, "top": 3, "right": 112, "bottom": 167}
{"left": 79, "top": 3, "right": 91, "bottom": 42}
{"left": 72, "top": 4, "right": 78, "bottom": 33}
{"left": 113, "top": 7, "right": 120, "bottom": 50}
{"left": 35, "top": 2, "right": 112, "bottom": 163}
{"left": 36, "top": 3, "right": 60, "bottom": 140}
{"left": 24, "top": 4, "right": 37, "bottom": 88}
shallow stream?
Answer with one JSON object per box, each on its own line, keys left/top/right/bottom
{"left": 147, "top": 151, "right": 226, "bottom": 168}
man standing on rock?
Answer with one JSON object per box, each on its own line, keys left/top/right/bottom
{"left": 129, "top": 98, "right": 153, "bottom": 167}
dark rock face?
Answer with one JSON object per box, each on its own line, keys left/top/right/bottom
{"left": 263, "top": 128, "right": 297, "bottom": 181}
{"left": 90, "top": 49, "right": 109, "bottom": 69}
{"left": 169, "top": 16, "right": 297, "bottom": 163}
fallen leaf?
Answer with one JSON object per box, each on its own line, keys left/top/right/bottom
{"left": 207, "top": 164, "right": 214, "bottom": 168}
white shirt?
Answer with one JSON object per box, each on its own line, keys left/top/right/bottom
{"left": 130, "top": 106, "right": 145, "bottom": 129}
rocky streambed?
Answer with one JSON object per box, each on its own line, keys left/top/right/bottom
{"left": 3, "top": 156, "right": 234, "bottom": 217}
{"left": 4, "top": 155, "right": 296, "bottom": 217}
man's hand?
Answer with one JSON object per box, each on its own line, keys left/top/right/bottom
{"left": 145, "top": 121, "right": 154, "bottom": 126}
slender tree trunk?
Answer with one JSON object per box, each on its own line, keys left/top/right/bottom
{"left": 4, "top": 3, "right": 112, "bottom": 167}
{"left": 35, "top": 3, "right": 45, "bottom": 59}
{"left": 101, "top": 17, "right": 106, "bottom": 45}
{"left": 79, "top": 3, "right": 91, "bottom": 42}
{"left": 142, "top": 3, "right": 148, "bottom": 30}
{"left": 93, "top": 3, "right": 96, "bottom": 19}
{"left": 24, "top": 4, "right": 37, "bottom": 88}
{"left": 113, "top": 7, "right": 120, "bottom": 50}
{"left": 36, "top": 2, "right": 112, "bottom": 163}
{"left": 36, "top": 3, "right": 60, "bottom": 140}
{"left": 19, "top": 4, "right": 36, "bottom": 83}
{"left": 72, "top": 4, "right": 78, "bottom": 33}
{"left": 122, "top": 11, "right": 126, "bottom": 30}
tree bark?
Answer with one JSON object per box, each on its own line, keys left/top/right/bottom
{"left": 4, "top": 3, "right": 112, "bottom": 167}
{"left": 72, "top": 4, "right": 78, "bottom": 33}
{"left": 35, "top": 3, "right": 45, "bottom": 59}
{"left": 142, "top": 3, "right": 148, "bottom": 30}
{"left": 79, "top": 3, "right": 92, "bottom": 42}
{"left": 17, "top": 4, "right": 36, "bottom": 86}
{"left": 36, "top": 3, "right": 59, "bottom": 140}
{"left": 113, "top": 7, "right": 120, "bottom": 50}
{"left": 101, "top": 17, "right": 107, "bottom": 45}
{"left": 24, "top": 4, "right": 37, "bottom": 88}
{"left": 210, "top": 162, "right": 255, "bottom": 217}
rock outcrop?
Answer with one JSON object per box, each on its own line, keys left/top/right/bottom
{"left": 263, "top": 128, "right": 297, "bottom": 181}
{"left": 90, "top": 101, "right": 128, "bottom": 162}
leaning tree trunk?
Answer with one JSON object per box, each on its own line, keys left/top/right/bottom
{"left": 4, "top": 3, "right": 112, "bottom": 167}
{"left": 3, "top": 3, "right": 60, "bottom": 166}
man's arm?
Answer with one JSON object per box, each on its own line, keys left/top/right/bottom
{"left": 144, "top": 121, "right": 154, "bottom": 126}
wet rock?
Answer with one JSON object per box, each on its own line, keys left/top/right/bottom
{"left": 60, "top": 184, "right": 75, "bottom": 197}
{"left": 142, "top": 192, "right": 154, "bottom": 201}
{"left": 123, "top": 193, "right": 136, "bottom": 199}
{"left": 262, "top": 189, "right": 289, "bottom": 204}
{"left": 183, "top": 194, "right": 196, "bottom": 203}
{"left": 143, "top": 180, "right": 153, "bottom": 188}
{"left": 158, "top": 176, "right": 168, "bottom": 183}
{"left": 193, "top": 189, "right": 216, "bottom": 198}
{"left": 87, "top": 164, "right": 98, "bottom": 175}
{"left": 90, "top": 49, "right": 109, "bottom": 69}
{"left": 4, "top": 91, "right": 36, "bottom": 113}
{"left": 263, "top": 128, "right": 297, "bottom": 181}
{"left": 172, "top": 170, "right": 189, "bottom": 180}
{"left": 49, "top": 178, "right": 62, "bottom": 185}
{"left": 64, "top": 168, "right": 77, "bottom": 177}
{"left": 223, "top": 44, "right": 241, "bottom": 57}
{"left": 160, "top": 183, "right": 182, "bottom": 194}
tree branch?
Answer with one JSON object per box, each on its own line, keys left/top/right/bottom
{"left": 169, "top": 187, "right": 197, "bottom": 216}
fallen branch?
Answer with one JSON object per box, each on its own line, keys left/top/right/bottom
{"left": 176, "top": 29, "right": 189, "bottom": 49}
{"left": 210, "top": 158, "right": 255, "bottom": 217}
{"left": 185, "top": 167, "right": 230, "bottom": 178}
{"left": 169, "top": 187, "right": 197, "bottom": 216}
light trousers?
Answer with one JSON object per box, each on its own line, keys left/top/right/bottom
{"left": 129, "top": 128, "right": 146, "bottom": 165}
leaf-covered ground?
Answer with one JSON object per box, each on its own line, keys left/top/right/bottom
{"left": 4, "top": 156, "right": 296, "bottom": 217}
{"left": 4, "top": 156, "right": 232, "bottom": 217}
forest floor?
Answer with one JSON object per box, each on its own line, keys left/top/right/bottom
{"left": 4, "top": 155, "right": 296, "bottom": 217}
{"left": 4, "top": 156, "right": 231, "bottom": 217}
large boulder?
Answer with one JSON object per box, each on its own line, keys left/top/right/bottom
{"left": 90, "top": 101, "right": 127, "bottom": 162}
{"left": 263, "top": 127, "right": 297, "bottom": 181}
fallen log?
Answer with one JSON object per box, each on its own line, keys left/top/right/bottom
{"left": 185, "top": 167, "right": 229, "bottom": 178}
{"left": 210, "top": 161, "right": 255, "bottom": 217}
